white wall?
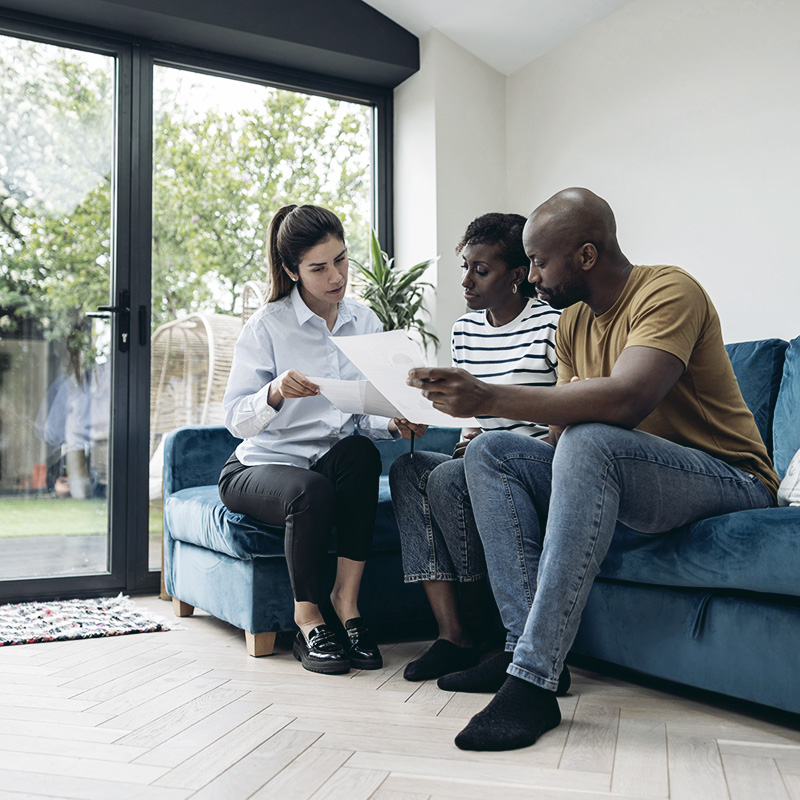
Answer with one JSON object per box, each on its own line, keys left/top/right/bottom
{"left": 506, "top": 0, "right": 800, "bottom": 343}
{"left": 394, "top": 30, "right": 507, "bottom": 363}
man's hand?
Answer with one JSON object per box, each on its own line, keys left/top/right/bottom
{"left": 389, "top": 418, "right": 428, "bottom": 440}
{"left": 406, "top": 367, "right": 495, "bottom": 418}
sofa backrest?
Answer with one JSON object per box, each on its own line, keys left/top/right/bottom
{"left": 725, "top": 338, "right": 788, "bottom": 459}
{"left": 374, "top": 426, "right": 461, "bottom": 475}
{"left": 773, "top": 335, "right": 800, "bottom": 479}
{"left": 163, "top": 425, "right": 241, "bottom": 495}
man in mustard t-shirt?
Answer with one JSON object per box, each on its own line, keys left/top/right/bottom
{"left": 407, "top": 188, "right": 778, "bottom": 751}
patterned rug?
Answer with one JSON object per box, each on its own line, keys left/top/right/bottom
{"left": 0, "top": 594, "right": 179, "bottom": 647}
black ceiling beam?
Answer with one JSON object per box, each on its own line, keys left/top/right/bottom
{"left": 0, "top": 0, "right": 419, "bottom": 87}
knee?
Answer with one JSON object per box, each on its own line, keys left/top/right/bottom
{"left": 464, "top": 430, "right": 528, "bottom": 470}
{"left": 342, "top": 434, "right": 382, "bottom": 477}
{"left": 554, "top": 423, "right": 627, "bottom": 478}
{"left": 557, "top": 422, "right": 615, "bottom": 456}
{"left": 427, "top": 458, "right": 467, "bottom": 499}
{"left": 389, "top": 451, "right": 445, "bottom": 492}
{"left": 292, "top": 472, "right": 336, "bottom": 516}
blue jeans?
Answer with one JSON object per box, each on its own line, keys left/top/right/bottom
{"left": 463, "top": 424, "right": 774, "bottom": 691}
{"left": 389, "top": 452, "right": 487, "bottom": 583}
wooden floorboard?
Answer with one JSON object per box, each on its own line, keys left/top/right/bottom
{"left": 0, "top": 594, "right": 798, "bottom": 799}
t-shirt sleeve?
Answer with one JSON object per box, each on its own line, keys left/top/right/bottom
{"left": 624, "top": 270, "right": 709, "bottom": 369}
{"left": 555, "top": 315, "right": 575, "bottom": 387}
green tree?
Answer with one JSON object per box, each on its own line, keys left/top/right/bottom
{"left": 151, "top": 89, "right": 371, "bottom": 325}
{"left": 0, "top": 35, "right": 373, "bottom": 372}
{"left": 0, "top": 37, "right": 113, "bottom": 370}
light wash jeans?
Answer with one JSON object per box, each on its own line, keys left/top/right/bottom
{"left": 389, "top": 452, "right": 487, "bottom": 583}
{"left": 463, "top": 424, "right": 774, "bottom": 691}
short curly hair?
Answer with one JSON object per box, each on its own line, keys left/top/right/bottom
{"left": 455, "top": 212, "right": 535, "bottom": 297}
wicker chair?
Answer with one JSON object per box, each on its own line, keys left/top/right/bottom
{"left": 149, "top": 313, "right": 242, "bottom": 458}
{"left": 240, "top": 280, "right": 268, "bottom": 326}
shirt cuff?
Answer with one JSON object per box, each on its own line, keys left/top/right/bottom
{"left": 254, "top": 382, "right": 280, "bottom": 427}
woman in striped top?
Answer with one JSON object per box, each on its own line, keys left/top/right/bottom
{"left": 389, "top": 213, "right": 560, "bottom": 682}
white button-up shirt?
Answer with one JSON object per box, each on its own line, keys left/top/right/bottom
{"left": 223, "top": 286, "right": 394, "bottom": 468}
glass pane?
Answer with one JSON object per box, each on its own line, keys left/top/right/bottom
{"left": 148, "top": 66, "right": 373, "bottom": 569}
{"left": 0, "top": 35, "right": 115, "bottom": 579}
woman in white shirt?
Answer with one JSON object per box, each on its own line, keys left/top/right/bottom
{"left": 389, "top": 212, "right": 562, "bottom": 684}
{"left": 220, "top": 204, "right": 419, "bottom": 675}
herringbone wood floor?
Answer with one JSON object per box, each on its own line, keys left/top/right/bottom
{"left": 0, "top": 595, "right": 798, "bottom": 799}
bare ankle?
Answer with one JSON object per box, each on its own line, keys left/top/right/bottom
{"left": 294, "top": 601, "right": 324, "bottom": 637}
{"left": 329, "top": 591, "right": 359, "bottom": 624}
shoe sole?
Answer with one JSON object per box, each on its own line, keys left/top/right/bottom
{"left": 349, "top": 655, "right": 383, "bottom": 670}
{"left": 292, "top": 640, "right": 350, "bottom": 674}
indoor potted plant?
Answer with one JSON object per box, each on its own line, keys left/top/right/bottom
{"left": 350, "top": 228, "right": 439, "bottom": 352}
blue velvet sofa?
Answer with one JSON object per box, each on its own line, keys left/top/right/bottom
{"left": 163, "top": 336, "right": 799, "bottom": 716}
{"left": 162, "top": 425, "right": 459, "bottom": 656}
{"left": 572, "top": 335, "right": 800, "bottom": 714}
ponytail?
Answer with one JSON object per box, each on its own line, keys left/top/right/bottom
{"left": 266, "top": 204, "right": 298, "bottom": 302}
{"left": 266, "top": 204, "right": 345, "bottom": 302}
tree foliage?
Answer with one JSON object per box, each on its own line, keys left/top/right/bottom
{"left": 0, "top": 35, "right": 372, "bottom": 373}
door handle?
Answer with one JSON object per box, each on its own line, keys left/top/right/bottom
{"left": 87, "top": 289, "right": 130, "bottom": 352}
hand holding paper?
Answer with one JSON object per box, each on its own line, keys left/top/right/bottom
{"left": 308, "top": 376, "right": 401, "bottom": 418}
{"left": 328, "top": 330, "right": 479, "bottom": 427}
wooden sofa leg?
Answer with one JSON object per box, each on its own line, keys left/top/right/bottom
{"left": 246, "top": 631, "right": 276, "bottom": 657}
{"left": 172, "top": 598, "right": 195, "bottom": 617}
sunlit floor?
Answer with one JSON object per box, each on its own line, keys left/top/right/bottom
{"left": 0, "top": 594, "right": 798, "bottom": 798}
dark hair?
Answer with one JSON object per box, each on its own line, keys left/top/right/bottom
{"left": 455, "top": 212, "right": 535, "bottom": 297}
{"left": 267, "top": 204, "right": 346, "bottom": 302}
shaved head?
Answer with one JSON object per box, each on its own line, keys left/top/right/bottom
{"left": 528, "top": 188, "right": 617, "bottom": 255}
{"left": 523, "top": 188, "right": 631, "bottom": 313}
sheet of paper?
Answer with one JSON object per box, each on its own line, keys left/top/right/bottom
{"left": 309, "top": 376, "right": 402, "bottom": 419}
{"left": 330, "top": 330, "right": 478, "bottom": 427}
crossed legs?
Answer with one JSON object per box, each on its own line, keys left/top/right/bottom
{"left": 455, "top": 425, "right": 773, "bottom": 750}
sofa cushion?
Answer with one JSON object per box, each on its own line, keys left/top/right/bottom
{"left": 165, "top": 476, "right": 401, "bottom": 561}
{"left": 599, "top": 507, "right": 800, "bottom": 597}
{"left": 725, "top": 338, "right": 788, "bottom": 457}
{"left": 773, "top": 335, "right": 800, "bottom": 479}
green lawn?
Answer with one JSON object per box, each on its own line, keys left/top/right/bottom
{"left": 0, "top": 497, "right": 163, "bottom": 537}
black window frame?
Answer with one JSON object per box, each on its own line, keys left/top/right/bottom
{"left": 0, "top": 8, "right": 394, "bottom": 600}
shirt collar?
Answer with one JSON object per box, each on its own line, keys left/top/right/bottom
{"left": 290, "top": 284, "right": 317, "bottom": 326}
{"left": 289, "top": 283, "right": 355, "bottom": 330}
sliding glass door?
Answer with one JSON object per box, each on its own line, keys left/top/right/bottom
{"left": 0, "top": 14, "right": 388, "bottom": 600}
{"left": 0, "top": 29, "right": 133, "bottom": 598}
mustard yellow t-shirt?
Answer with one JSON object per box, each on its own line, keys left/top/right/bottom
{"left": 555, "top": 265, "right": 779, "bottom": 498}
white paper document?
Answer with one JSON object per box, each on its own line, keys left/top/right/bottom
{"left": 328, "top": 330, "right": 479, "bottom": 427}
{"left": 308, "top": 377, "right": 402, "bottom": 419}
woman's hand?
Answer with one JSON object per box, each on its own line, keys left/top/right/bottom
{"left": 268, "top": 370, "right": 320, "bottom": 408}
{"left": 452, "top": 427, "right": 481, "bottom": 458}
{"left": 389, "top": 418, "right": 428, "bottom": 440}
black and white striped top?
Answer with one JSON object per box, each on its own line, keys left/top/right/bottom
{"left": 451, "top": 297, "right": 561, "bottom": 438}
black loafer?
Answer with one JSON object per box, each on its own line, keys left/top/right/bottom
{"left": 344, "top": 617, "right": 383, "bottom": 670}
{"left": 293, "top": 625, "right": 350, "bottom": 674}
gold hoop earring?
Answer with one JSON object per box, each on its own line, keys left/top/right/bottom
{"left": 511, "top": 283, "right": 518, "bottom": 294}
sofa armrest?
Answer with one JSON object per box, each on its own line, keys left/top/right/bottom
{"left": 163, "top": 425, "right": 241, "bottom": 497}
{"left": 375, "top": 426, "right": 462, "bottom": 475}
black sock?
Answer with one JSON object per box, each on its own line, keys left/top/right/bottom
{"left": 454, "top": 675, "right": 561, "bottom": 751}
{"left": 403, "top": 639, "right": 480, "bottom": 681}
{"left": 437, "top": 652, "right": 572, "bottom": 696}
{"left": 557, "top": 664, "right": 571, "bottom": 697}
{"left": 436, "top": 651, "right": 512, "bottom": 693}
